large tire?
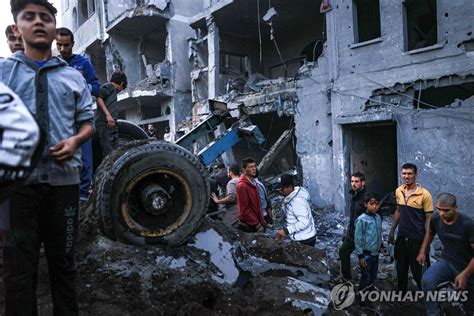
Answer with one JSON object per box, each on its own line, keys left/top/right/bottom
{"left": 94, "top": 141, "right": 209, "bottom": 246}
{"left": 117, "top": 119, "right": 149, "bottom": 143}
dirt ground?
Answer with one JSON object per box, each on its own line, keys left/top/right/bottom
{"left": 0, "top": 200, "right": 466, "bottom": 315}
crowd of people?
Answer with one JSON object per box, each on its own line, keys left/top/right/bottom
{"left": 209, "top": 157, "right": 317, "bottom": 246}
{"left": 0, "top": 1, "right": 472, "bottom": 315}
{"left": 338, "top": 164, "right": 473, "bottom": 313}
{"left": 210, "top": 159, "right": 473, "bottom": 314}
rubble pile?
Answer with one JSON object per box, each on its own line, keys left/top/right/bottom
{"left": 0, "top": 198, "right": 459, "bottom": 315}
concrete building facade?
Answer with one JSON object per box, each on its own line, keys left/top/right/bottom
{"left": 61, "top": 0, "right": 203, "bottom": 139}
{"left": 63, "top": 0, "right": 474, "bottom": 214}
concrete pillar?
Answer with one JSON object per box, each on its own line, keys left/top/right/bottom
{"left": 206, "top": 15, "right": 236, "bottom": 165}
{"left": 206, "top": 15, "right": 220, "bottom": 100}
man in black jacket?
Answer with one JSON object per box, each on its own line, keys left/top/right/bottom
{"left": 339, "top": 172, "right": 367, "bottom": 280}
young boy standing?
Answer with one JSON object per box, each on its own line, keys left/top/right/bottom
{"left": 96, "top": 71, "right": 127, "bottom": 156}
{"left": 1, "top": 1, "right": 94, "bottom": 314}
{"left": 354, "top": 193, "right": 383, "bottom": 292}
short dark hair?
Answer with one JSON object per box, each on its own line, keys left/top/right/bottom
{"left": 437, "top": 193, "right": 457, "bottom": 207}
{"left": 401, "top": 163, "right": 417, "bottom": 174}
{"left": 228, "top": 164, "right": 240, "bottom": 176}
{"left": 351, "top": 172, "right": 365, "bottom": 181}
{"left": 364, "top": 192, "right": 380, "bottom": 203}
{"left": 216, "top": 162, "right": 225, "bottom": 169}
{"left": 110, "top": 71, "right": 127, "bottom": 88}
{"left": 11, "top": 0, "right": 58, "bottom": 22}
{"left": 56, "top": 27, "right": 74, "bottom": 42}
{"left": 280, "top": 174, "right": 294, "bottom": 188}
{"left": 241, "top": 157, "right": 257, "bottom": 169}
{"left": 5, "top": 25, "right": 14, "bottom": 37}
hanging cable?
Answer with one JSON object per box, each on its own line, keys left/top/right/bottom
{"left": 266, "top": 0, "right": 287, "bottom": 75}
{"left": 257, "top": 0, "right": 263, "bottom": 72}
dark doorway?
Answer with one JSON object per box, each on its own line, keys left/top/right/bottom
{"left": 345, "top": 122, "right": 398, "bottom": 199}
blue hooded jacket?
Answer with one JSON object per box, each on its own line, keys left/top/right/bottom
{"left": 66, "top": 54, "right": 100, "bottom": 97}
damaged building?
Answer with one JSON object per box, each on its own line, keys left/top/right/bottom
{"left": 62, "top": 0, "right": 474, "bottom": 214}
{"left": 61, "top": 0, "right": 202, "bottom": 139}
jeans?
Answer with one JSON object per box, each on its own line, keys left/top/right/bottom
{"left": 79, "top": 139, "right": 93, "bottom": 200}
{"left": 4, "top": 184, "right": 80, "bottom": 316}
{"left": 359, "top": 255, "right": 379, "bottom": 291}
{"left": 421, "top": 259, "right": 474, "bottom": 316}
{"left": 339, "top": 237, "right": 355, "bottom": 279}
{"left": 395, "top": 237, "right": 430, "bottom": 291}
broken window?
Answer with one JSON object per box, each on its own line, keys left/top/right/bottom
{"left": 352, "top": 0, "right": 381, "bottom": 43}
{"left": 78, "top": 0, "right": 95, "bottom": 26}
{"left": 414, "top": 83, "right": 474, "bottom": 109}
{"left": 87, "top": 0, "right": 96, "bottom": 16}
{"left": 404, "top": 0, "right": 437, "bottom": 51}
{"left": 220, "top": 52, "right": 247, "bottom": 76}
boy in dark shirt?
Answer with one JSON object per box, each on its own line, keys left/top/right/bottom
{"left": 418, "top": 193, "right": 474, "bottom": 315}
{"left": 96, "top": 71, "right": 127, "bottom": 156}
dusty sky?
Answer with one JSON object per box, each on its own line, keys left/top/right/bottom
{"left": 0, "top": 0, "right": 62, "bottom": 58}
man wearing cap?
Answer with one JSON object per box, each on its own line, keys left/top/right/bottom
{"left": 275, "top": 174, "right": 316, "bottom": 246}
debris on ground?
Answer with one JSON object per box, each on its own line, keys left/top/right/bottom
{"left": 0, "top": 195, "right": 463, "bottom": 315}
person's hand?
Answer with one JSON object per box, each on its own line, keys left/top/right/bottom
{"left": 50, "top": 137, "right": 80, "bottom": 162}
{"left": 256, "top": 225, "right": 265, "bottom": 233}
{"left": 210, "top": 192, "right": 219, "bottom": 203}
{"left": 388, "top": 231, "right": 395, "bottom": 244}
{"left": 359, "top": 258, "right": 367, "bottom": 267}
{"left": 106, "top": 115, "right": 116, "bottom": 128}
{"left": 416, "top": 252, "right": 426, "bottom": 266}
{"left": 275, "top": 229, "right": 286, "bottom": 240}
{"left": 454, "top": 272, "right": 469, "bottom": 290}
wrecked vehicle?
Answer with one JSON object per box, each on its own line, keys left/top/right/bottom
{"left": 93, "top": 106, "right": 265, "bottom": 246}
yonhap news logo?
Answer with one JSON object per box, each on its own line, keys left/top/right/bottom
{"left": 330, "top": 282, "right": 356, "bottom": 310}
{"left": 330, "top": 282, "right": 468, "bottom": 310}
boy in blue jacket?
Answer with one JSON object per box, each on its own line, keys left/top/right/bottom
{"left": 354, "top": 192, "right": 383, "bottom": 292}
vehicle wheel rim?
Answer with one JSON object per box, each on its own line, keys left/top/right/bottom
{"left": 120, "top": 168, "right": 193, "bottom": 237}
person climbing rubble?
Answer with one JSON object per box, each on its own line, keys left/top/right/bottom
{"left": 275, "top": 174, "right": 316, "bottom": 247}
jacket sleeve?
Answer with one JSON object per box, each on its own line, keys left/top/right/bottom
{"left": 237, "top": 184, "right": 260, "bottom": 227}
{"left": 83, "top": 60, "right": 101, "bottom": 98}
{"left": 354, "top": 217, "right": 365, "bottom": 258}
{"left": 75, "top": 76, "right": 95, "bottom": 130}
{"left": 286, "top": 198, "right": 311, "bottom": 235}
